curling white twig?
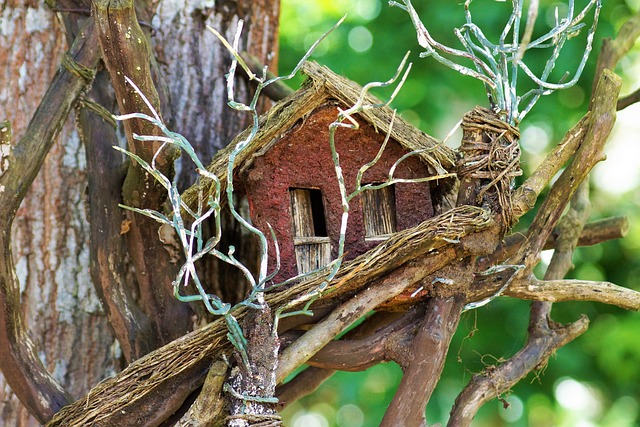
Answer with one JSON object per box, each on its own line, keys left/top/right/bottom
{"left": 393, "top": 0, "right": 601, "bottom": 124}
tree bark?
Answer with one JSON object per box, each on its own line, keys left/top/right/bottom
{"left": 0, "top": 4, "right": 115, "bottom": 425}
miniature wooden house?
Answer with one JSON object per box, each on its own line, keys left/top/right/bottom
{"left": 196, "top": 62, "right": 456, "bottom": 283}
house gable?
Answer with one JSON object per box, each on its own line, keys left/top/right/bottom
{"left": 244, "top": 104, "right": 436, "bottom": 282}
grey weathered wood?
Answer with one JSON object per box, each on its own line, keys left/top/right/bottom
{"left": 290, "top": 189, "right": 316, "bottom": 237}
{"left": 294, "top": 241, "right": 332, "bottom": 275}
{"left": 362, "top": 186, "right": 397, "bottom": 238}
{"left": 290, "top": 189, "right": 331, "bottom": 273}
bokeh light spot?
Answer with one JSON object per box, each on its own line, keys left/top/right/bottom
{"left": 292, "top": 411, "right": 329, "bottom": 427}
{"left": 348, "top": 26, "right": 373, "bottom": 52}
{"left": 336, "top": 404, "right": 364, "bottom": 427}
{"left": 554, "top": 378, "right": 602, "bottom": 418}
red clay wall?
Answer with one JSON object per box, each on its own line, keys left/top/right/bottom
{"left": 243, "top": 104, "right": 435, "bottom": 283}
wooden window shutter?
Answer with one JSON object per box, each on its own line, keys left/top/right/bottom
{"left": 362, "top": 185, "right": 397, "bottom": 240}
{"left": 289, "top": 188, "right": 331, "bottom": 275}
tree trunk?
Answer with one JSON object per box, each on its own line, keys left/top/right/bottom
{"left": 0, "top": 0, "right": 278, "bottom": 425}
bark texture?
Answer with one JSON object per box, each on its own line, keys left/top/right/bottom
{"left": 0, "top": 4, "right": 115, "bottom": 425}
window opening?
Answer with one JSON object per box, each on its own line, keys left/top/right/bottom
{"left": 289, "top": 188, "right": 331, "bottom": 275}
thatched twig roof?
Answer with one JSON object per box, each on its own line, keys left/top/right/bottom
{"left": 182, "top": 61, "right": 457, "bottom": 210}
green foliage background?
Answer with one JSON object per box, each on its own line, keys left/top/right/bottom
{"left": 277, "top": 0, "right": 640, "bottom": 426}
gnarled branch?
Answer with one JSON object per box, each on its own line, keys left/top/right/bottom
{"left": 92, "top": 0, "right": 192, "bottom": 343}
{"left": 0, "top": 21, "right": 100, "bottom": 422}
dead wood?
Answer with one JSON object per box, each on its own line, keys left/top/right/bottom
{"left": 79, "top": 67, "right": 157, "bottom": 362}
{"left": 93, "top": 0, "right": 193, "bottom": 343}
{"left": 379, "top": 97, "right": 521, "bottom": 426}
{"left": 0, "top": 20, "right": 100, "bottom": 423}
{"left": 482, "top": 216, "right": 628, "bottom": 269}
{"left": 511, "top": 69, "right": 620, "bottom": 268}
{"left": 448, "top": 313, "right": 589, "bottom": 426}
{"left": 592, "top": 12, "right": 640, "bottom": 98}
{"left": 511, "top": 114, "right": 590, "bottom": 220}
{"left": 449, "top": 180, "right": 593, "bottom": 426}
{"left": 381, "top": 296, "right": 466, "bottom": 427}
{"left": 45, "top": 205, "right": 494, "bottom": 426}
{"left": 280, "top": 307, "right": 423, "bottom": 372}
{"left": 14, "top": 9, "right": 640, "bottom": 427}
{"left": 176, "top": 360, "right": 229, "bottom": 427}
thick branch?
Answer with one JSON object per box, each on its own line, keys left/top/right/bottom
{"left": 505, "top": 277, "right": 640, "bottom": 310}
{"left": 511, "top": 114, "right": 589, "bottom": 220}
{"left": 450, "top": 173, "right": 594, "bottom": 426}
{"left": 447, "top": 178, "right": 591, "bottom": 427}
{"left": 176, "top": 360, "right": 229, "bottom": 427}
{"left": 513, "top": 70, "right": 620, "bottom": 265}
{"left": 381, "top": 296, "right": 466, "bottom": 427}
{"left": 46, "top": 205, "right": 492, "bottom": 426}
{"left": 93, "top": 0, "right": 192, "bottom": 343}
{"left": 276, "top": 255, "right": 445, "bottom": 383}
{"left": 78, "top": 69, "right": 156, "bottom": 361}
{"left": 0, "top": 22, "right": 100, "bottom": 422}
{"left": 0, "top": 23, "right": 98, "bottom": 220}
{"left": 276, "top": 311, "right": 415, "bottom": 408}
{"left": 287, "top": 309, "right": 423, "bottom": 372}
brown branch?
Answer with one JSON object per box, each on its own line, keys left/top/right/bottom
{"left": 241, "top": 51, "right": 295, "bottom": 102}
{"left": 92, "top": 0, "right": 192, "bottom": 343}
{"left": 546, "top": 182, "right": 592, "bottom": 275}
{"left": 479, "top": 216, "right": 628, "bottom": 270}
{"left": 276, "top": 255, "right": 445, "bottom": 383}
{"left": 544, "top": 215, "right": 628, "bottom": 249}
{"left": 45, "top": 209, "right": 495, "bottom": 426}
{"left": 617, "top": 87, "right": 640, "bottom": 110}
{"left": 0, "top": 21, "right": 101, "bottom": 422}
{"left": 276, "top": 367, "right": 336, "bottom": 410}
{"left": 511, "top": 114, "right": 589, "bottom": 220}
{"left": 176, "top": 360, "right": 229, "bottom": 426}
{"left": 0, "top": 27, "right": 98, "bottom": 221}
{"left": 447, "top": 314, "right": 588, "bottom": 426}
{"left": 295, "top": 309, "right": 423, "bottom": 372}
{"left": 377, "top": 106, "right": 515, "bottom": 426}
{"left": 78, "top": 69, "right": 156, "bottom": 361}
{"left": 381, "top": 296, "right": 466, "bottom": 427}
{"left": 276, "top": 311, "right": 413, "bottom": 408}
{"left": 512, "top": 69, "right": 620, "bottom": 266}
{"left": 450, "top": 173, "right": 594, "bottom": 426}
{"left": 505, "top": 277, "right": 640, "bottom": 310}
{"left": 592, "top": 12, "right": 640, "bottom": 96}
